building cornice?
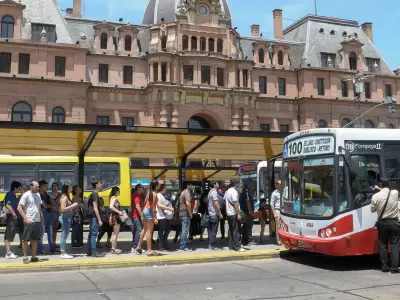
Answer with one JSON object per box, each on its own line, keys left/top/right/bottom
{"left": 0, "top": 76, "right": 91, "bottom": 86}
{"left": 0, "top": 39, "right": 88, "bottom": 51}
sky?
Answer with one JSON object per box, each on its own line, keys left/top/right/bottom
{"left": 57, "top": 0, "right": 400, "bottom": 69}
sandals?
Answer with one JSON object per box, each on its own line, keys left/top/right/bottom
{"left": 147, "top": 251, "right": 159, "bottom": 256}
{"left": 111, "top": 249, "right": 122, "bottom": 254}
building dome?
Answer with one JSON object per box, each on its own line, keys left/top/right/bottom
{"left": 142, "top": 0, "right": 231, "bottom": 25}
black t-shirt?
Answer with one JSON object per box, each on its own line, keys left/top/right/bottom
{"left": 88, "top": 191, "right": 99, "bottom": 217}
{"left": 40, "top": 192, "right": 51, "bottom": 213}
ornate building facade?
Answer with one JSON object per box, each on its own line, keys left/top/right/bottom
{"left": 0, "top": 0, "right": 399, "bottom": 132}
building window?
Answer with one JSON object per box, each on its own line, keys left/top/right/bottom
{"left": 341, "top": 80, "right": 348, "bottom": 97}
{"left": 217, "top": 39, "right": 223, "bottom": 53}
{"left": 243, "top": 69, "right": 248, "bottom": 88}
{"left": 260, "top": 124, "right": 270, "bottom": 132}
{"left": 124, "top": 35, "right": 131, "bottom": 51}
{"left": 52, "top": 107, "right": 65, "bottom": 123}
{"left": 12, "top": 102, "right": 32, "bottom": 122}
{"left": 153, "top": 63, "right": 158, "bottom": 82}
{"left": 349, "top": 52, "right": 357, "bottom": 70}
{"left": 100, "top": 32, "right": 108, "bottom": 49}
{"left": 277, "top": 50, "right": 284, "bottom": 65}
{"left": 97, "top": 116, "right": 109, "bottom": 125}
{"left": 321, "top": 53, "right": 336, "bottom": 68}
{"left": 161, "top": 63, "right": 167, "bottom": 82}
{"left": 31, "top": 23, "right": 56, "bottom": 42}
{"left": 161, "top": 36, "right": 167, "bottom": 51}
{"left": 280, "top": 124, "right": 289, "bottom": 132}
{"left": 182, "top": 35, "right": 188, "bottom": 50}
{"left": 388, "top": 123, "right": 395, "bottom": 129}
{"left": 18, "top": 53, "right": 30, "bottom": 75}
{"left": 183, "top": 65, "right": 193, "bottom": 84}
{"left": 1, "top": 16, "right": 14, "bottom": 38}
{"left": 385, "top": 84, "right": 392, "bottom": 98}
{"left": 366, "top": 58, "right": 379, "bottom": 72}
{"left": 278, "top": 78, "right": 286, "bottom": 96}
{"left": 99, "top": 64, "right": 109, "bottom": 83}
{"left": 122, "top": 117, "right": 134, "bottom": 126}
{"left": 123, "top": 65, "right": 133, "bottom": 84}
{"left": 364, "top": 120, "right": 374, "bottom": 128}
{"left": 258, "top": 48, "right": 265, "bottom": 64}
{"left": 236, "top": 70, "right": 240, "bottom": 87}
{"left": 55, "top": 56, "right": 66, "bottom": 77}
{"left": 341, "top": 118, "right": 352, "bottom": 128}
{"left": 259, "top": 76, "right": 267, "bottom": 94}
{"left": 364, "top": 82, "right": 371, "bottom": 99}
{"left": 217, "top": 68, "right": 224, "bottom": 86}
{"left": 208, "top": 38, "right": 214, "bottom": 52}
{"left": 0, "top": 52, "right": 11, "bottom": 73}
{"left": 317, "top": 78, "right": 325, "bottom": 96}
{"left": 191, "top": 36, "right": 197, "bottom": 51}
{"left": 200, "top": 37, "right": 206, "bottom": 51}
{"left": 201, "top": 66, "right": 211, "bottom": 85}
{"left": 317, "top": 119, "right": 327, "bottom": 128}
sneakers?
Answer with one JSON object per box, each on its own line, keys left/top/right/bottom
{"left": 30, "top": 257, "right": 39, "bottom": 263}
{"left": 5, "top": 252, "right": 18, "bottom": 259}
{"left": 111, "top": 249, "right": 122, "bottom": 254}
{"left": 237, "top": 248, "right": 246, "bottom": 252}
{"left": 60, "top": 253, "right": 73, "bottom": 259}
{"left": 22, "top": 257, "right": 29, "bottom": 264}
{"left": 178, "top": 248, "right": 192, "bottom": 252}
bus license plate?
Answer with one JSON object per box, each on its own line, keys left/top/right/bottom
{"left": 298, "top": 241, "right": 305, "bottom": 248}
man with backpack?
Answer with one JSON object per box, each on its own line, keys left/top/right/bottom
{"left": 86, "top": 181, "right": 103, "bottom": 257}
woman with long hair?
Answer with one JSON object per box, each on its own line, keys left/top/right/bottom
{"left": 109, "top": 186, "right": 123, "bottom": 254}
{"left": 156, "top": 184, "right": 174, "bottom": 251}
{"left": 136, "top": 180, "right": 158, "bottom": 256}
{"left": 59, "top": 184, "right": 78, "bottom": 259}
{"left": 71, "top": 185, "right": 84, "bottom": 248}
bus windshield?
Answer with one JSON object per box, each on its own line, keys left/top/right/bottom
{"left": 281, "top": 157, "right": 334, "bottom": 217}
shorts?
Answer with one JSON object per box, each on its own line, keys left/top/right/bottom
{"left": 22, "top": 222, "right": 42, "bottom": 242}
{"left": 4, "top": 216, "right": 23, "bottom": 242}
{"left": 109, "top": 214, "right": 122, "bottom": 226}
{"left": 142, "top": 208, "right": 153, "bottom": 220}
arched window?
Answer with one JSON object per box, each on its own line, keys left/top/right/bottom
{"left": 341, "top": 118, "right": 353, "bottom": 128}
{"left": 1, "top": 16, "right": 14, "bottom": 39}
{"left": 12, "top": 102, "right": 32, "bottom": 122}
{"left": 217, "top": 39, "right": 223, "bottom": 53}
{"left": 388, "top": 123, "right": 395, "bottom": 129}
{"left": 124, "top": 35, "right": 132, "bottom": 51}
{"left": 317, "top": 120, "right": 327, "bottom": 128}
{"left": 200, "top": 37, "right": 206, "bottom": 51}
{"left": 182, "top": 35, "right": 188, "bottom": 50}
{"left": 208, "top": 38, "right": 215, "bottom": 52}
{"left": 258, "top": 48, "right": 265, "bottom": 64}
{"left": 364, "top": 120, "right": 374, "bottom": 128}
{"left": 191, "top": 36, "right": 197, "bottom": 51}
{"left": 52, "top": 107, "right": 65, "bottom": 123}
{"left": 349, "top": 52, "right": 357, "bottom": 71}
{"left": 187, "top": 116, "right": 211, "bottom": 129}
{"left": 100, "top": 32, "right": 108, "bottom": 49}
{"left": 278, "top": 50, "right": 284, "bottom": 65}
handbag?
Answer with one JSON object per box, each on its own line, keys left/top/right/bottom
{"left": 201, "top": 190, "right": 211, "bottom": 228}
{"left": 374, "top": 190, "right": 391, "bottom": 230}
{"left": 119, "top": 210, "right": 129, "bottom": 223}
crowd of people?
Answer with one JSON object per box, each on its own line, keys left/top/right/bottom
{"left": 2, "top": 178, "right": 281, "bottom": 263}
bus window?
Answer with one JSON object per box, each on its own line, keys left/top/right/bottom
{"left": 38, "top": 164, "right": 75, "bottom": 188}
{"left": 100, "top": 163, "right": 120, "bottom": 189}
{"left": 0, "top": 164, "right": 36, "bottom": 191}
{"left": 383, "top": 144, "right": 400, "bottom": 190}
{"left": 338, "top": 157, "right": 349, "bottom": 212}
{"left": 84, "top": 163, "right": 98, "bottom": 191}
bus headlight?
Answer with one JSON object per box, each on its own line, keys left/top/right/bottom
{"left": 326, "top": 228, "right": 332, "bottom": 237}
{"left": 320, "top": 229, "right": 326, "bottom": 237}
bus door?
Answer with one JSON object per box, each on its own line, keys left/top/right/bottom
{"left": 267, "top": 158, "right": 277, "bottom": 238}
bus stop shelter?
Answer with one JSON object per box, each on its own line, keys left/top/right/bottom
{"left": 0, "top": 121, "right": 288, "bottom": 189}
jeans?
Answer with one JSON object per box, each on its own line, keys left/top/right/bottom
{"left": 132, "top": 218, "right": 142, "bottom": 248}
{"left": 158, "top": 219, "right": 170, "bottom": 249}
{"left": 87, "top": 217, "right": 99, "bottom": 254}
{"left": 71, "top": 216, "right": 83, "bottom": 247}
{"left": 59, "top": 215, "right": 71, "bottom": 253}
{"left": 220, "top": 209, "right": 226, "bottom": 236}
{"left": 378, "top": 219, "right": 400, "bottom": 271}
{"left": 39, "top": 209, "right": 55, "bottom": 252}
{"left": 180, "top": 216, "right": 190, "bottom": 250}
{"left": 227, "top": 215, "right": 241, "bottom": 251}
{"left": 207, "top": 216, "right": 219, "bottom": 248}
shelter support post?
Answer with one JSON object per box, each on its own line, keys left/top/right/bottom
{"left": 78, "top": 130, "right": 98, "bottom": 195}
{"left": 154, "top": 169, "right": 169, "bottom": 180}
{"left": 178, "top": 136, "right": 213, "bottom": 190}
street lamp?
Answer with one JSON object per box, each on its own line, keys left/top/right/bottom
{"left": 342, "top": 73, "right": 375, "bottom": 128}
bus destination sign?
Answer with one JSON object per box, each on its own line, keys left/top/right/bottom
{"left": 283, "top": 135, "right": 334, "bottom": 158}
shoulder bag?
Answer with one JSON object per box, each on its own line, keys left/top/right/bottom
{"left": 374, "top": 190, "right": 391, "bottom": 231}
{"left": 200, "top": 190, "right": 211, "bottom": 228}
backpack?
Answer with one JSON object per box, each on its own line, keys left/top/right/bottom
{"left": 172, "top": 192, "right": 181, "bottom": 222}
{"left": 0, "top": 200, "right": 8, "bottom": 222}
{"left": 81, "top": 194, "right": 94, "bottom": 220}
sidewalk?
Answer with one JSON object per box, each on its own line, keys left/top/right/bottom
{"left": 0, "top": 227, "right": 283, "bottom": 273}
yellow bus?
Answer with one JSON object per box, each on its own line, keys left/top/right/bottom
{"left": 0, "top": 156, "right": 131, "bottom": 208}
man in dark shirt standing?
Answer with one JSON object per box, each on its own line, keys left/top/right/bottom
{"left": 240, "top": 185, "right": 255, "bottom": 246}
{"left": 87, "top": 181, "right": 103, "bottom": 257}
{"left": 38, "top": 180, "right": 56, "bottom": 254}
{"left": 4, "top": 181, "right": 22, "bottom": 259}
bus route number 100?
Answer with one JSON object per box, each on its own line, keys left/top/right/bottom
{"left": 288, "top": 141, "right": 303, "bottom": 156}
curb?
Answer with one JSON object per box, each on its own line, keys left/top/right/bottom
{"left": 0, "top": 249, "right": 283, "bottom": 274}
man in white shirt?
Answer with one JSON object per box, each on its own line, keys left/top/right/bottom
{"left": 17, "top": 181, "right": 44, "bottom": 264}
{"left": 371, "top": 177, "right": 400, "bottom": 273}
{"left": 225, "top": 179, "right": 245, "bottom": 252}
{"left": 271, "top": 180, "right": 282, "bottom": 245}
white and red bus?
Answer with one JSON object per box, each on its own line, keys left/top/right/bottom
{"left": 278, "top": 128, "right": 400, "bottom": 256}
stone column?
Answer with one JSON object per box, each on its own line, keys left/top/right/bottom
{"left": 149, "top": 63, "right": 154, "bottom": 82}
{"left": 157, "top": 62, "right": 162, "bottom": 82}
{"left": 167, "top": 62, "right": 171, "bottom": 82}
{"left": 239, "top": 69, "right": 243, "bottom": 87}
{"left": 248, "top": 70, "right": 251, "bottom": 89}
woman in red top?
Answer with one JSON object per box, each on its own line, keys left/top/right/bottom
{"left": 135, "top": 180, "right": 158, "bottom": 256}
{"left": 131, "top": 184, "right": 144, "bottom": 253}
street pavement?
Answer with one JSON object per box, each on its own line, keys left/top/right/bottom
{"left": 0, "top": 252, "right": 398, "bottom": 300}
